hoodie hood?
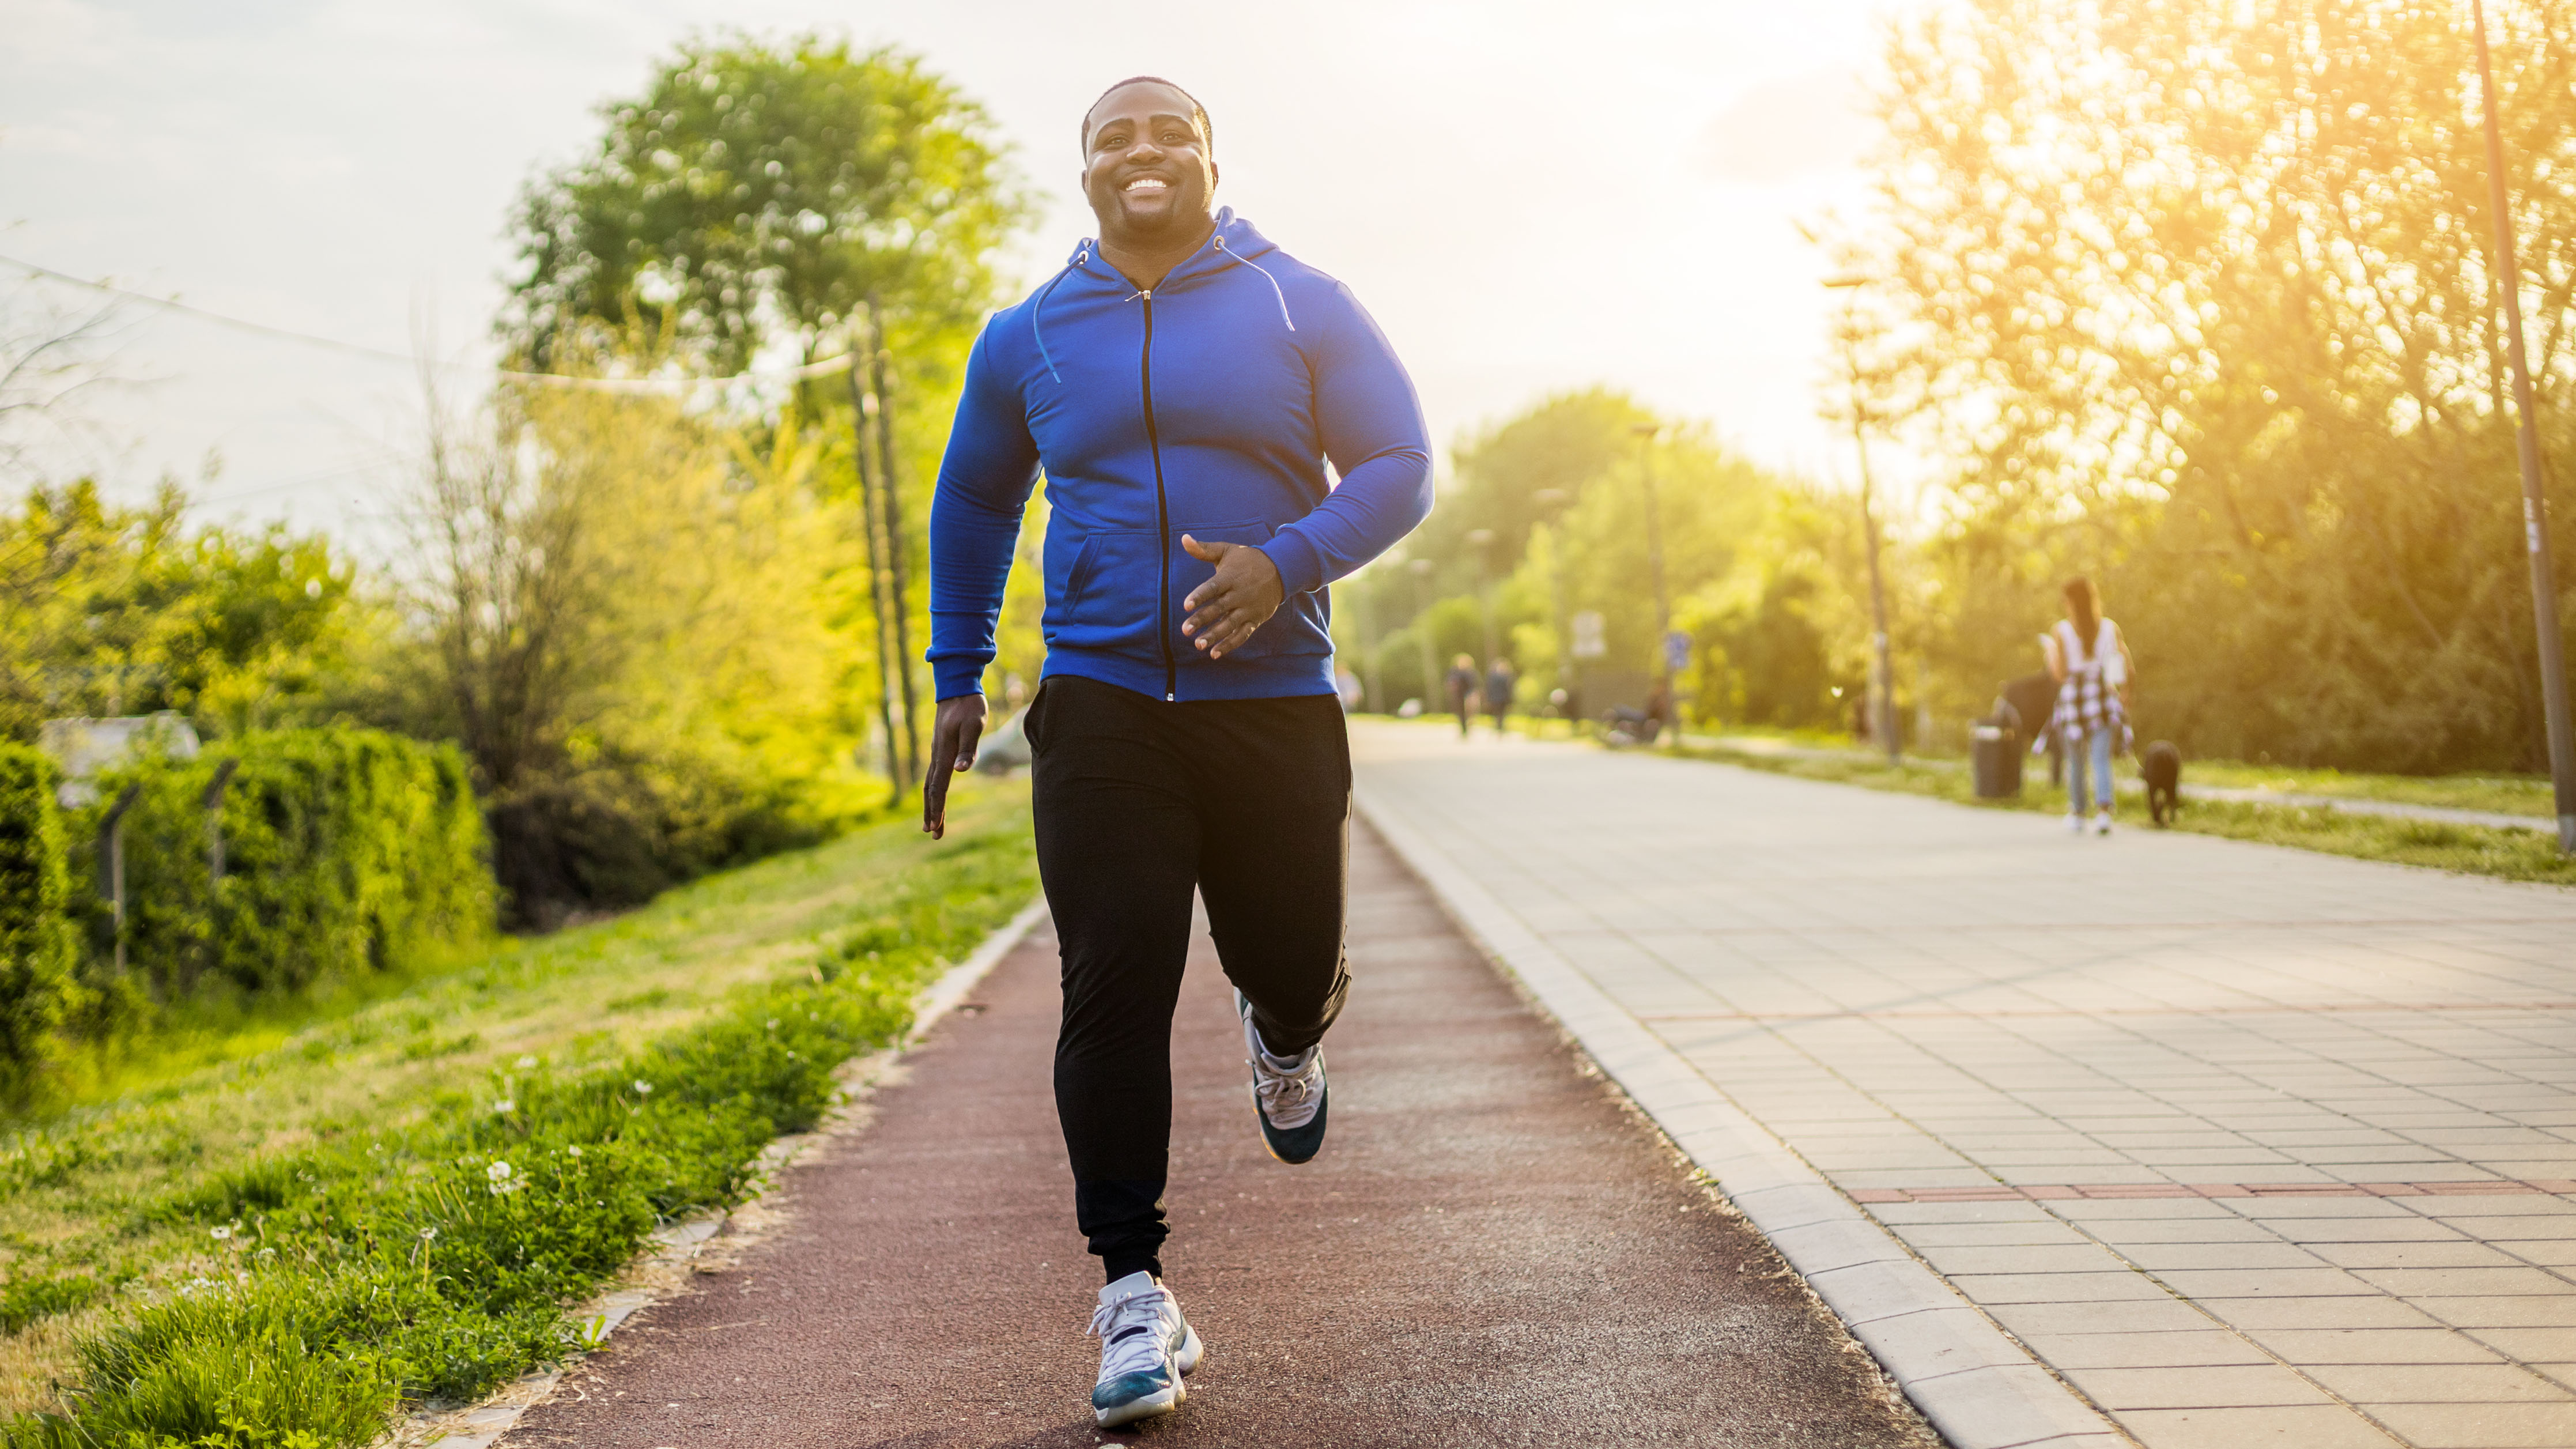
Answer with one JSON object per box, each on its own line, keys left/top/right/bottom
{"left": 1033, "top": 210, "right": 1295, "bottom": 383}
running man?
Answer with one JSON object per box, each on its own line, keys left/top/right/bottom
{"left": 920, "top": 77, "right": 1431, "bottom": 1427}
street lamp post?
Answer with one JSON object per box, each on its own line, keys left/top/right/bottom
{"left": 1466, "top": 527, "right": 1499, "bottom": 667}
{"left": 1532, "top": 488, "right": 1574, "bottom": 731}
{"left": 2472, "top": 0, "right": 2576, "bottom": 853}
{"left": 1825, "top": 275, "right": 1902, "bottom": 766}
{"left": 1631, "top": 423, "right": 1676, "bottom": 726}
{"left": 1408, "top": 556, "right": 1440, "bottom": 714}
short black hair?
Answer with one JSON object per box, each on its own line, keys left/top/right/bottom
{"left": 1081, "top": 76, "right": 1213, "bottom": 157}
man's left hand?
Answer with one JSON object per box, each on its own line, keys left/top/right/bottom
{"left": 1179, "top": 535, "right": 1285, "bottom": 659}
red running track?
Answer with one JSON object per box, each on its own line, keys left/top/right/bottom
{"left": 505, "top": 822, "right": 1935, "bottom": 1448}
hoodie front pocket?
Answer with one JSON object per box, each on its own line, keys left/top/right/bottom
{"left": 1045, "top": 529, "right": 1161, "bottom": 656}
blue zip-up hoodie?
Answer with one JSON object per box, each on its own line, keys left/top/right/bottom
{"left": 927, "top": 209, "right": 1433, "bottom": 703}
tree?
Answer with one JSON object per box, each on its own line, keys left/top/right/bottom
{"left": 501, "top": 34, "right": 1029, "bottom": 787}
{"left": 0, "top": 277, "right": 121, "bottom": 486}
{"left": 1862, "top": 0, "right": 2576, "bottom": 770}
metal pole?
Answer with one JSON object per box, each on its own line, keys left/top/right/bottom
{"left": 867, "top": 294, "right": 923, "bottom": 793}
{"left": 2473, "top": 0, "right": 2576, "bottom": 851}
{"left": 99, "top": 782, "right": 141, "bottom": 976}
{"left": 1410, "top": 557, "right": 1440, "bottom": 712}
{"left": 1633, "top": 425, "right": 1675, "bottom": 723}
{"left": 1467, "top": 528, "right": 1499, "bottom": 666}
{"left": 846, "top": 342, "right": 905, "bottom": 807}
{"left": 202, "top": 758, "right": 238, "bottom": 884}
{"left": 1533, "top": 488, "right": 1575, "bottom": 733}
{"left": 1852, "top": 412, "right": 1901, "bottom": 766}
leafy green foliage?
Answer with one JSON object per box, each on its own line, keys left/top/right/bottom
{"left": 0, "top": 747, "right": 74, "bottom": 1095}
{"left": 1860, "top": 0, "right": 2576, "bottom": 771}
{"left": 79, "top": 730, "right": 490, "bottom": 1006}
{"left": 504, "top": 33, "right": 1028, "bottom": 373}
{"left": 1, "top": 816, "right": 1036, "bottom": 1447}
{"left": 0, "top": 481, "right": 358, "bottom": 745}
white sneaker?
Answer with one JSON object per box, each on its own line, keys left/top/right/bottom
{"left": 2065, "top": 812, "right": 2085, "bottom": 835}
{"left": 1086, "top": 1271, "right": 1202, "bottom": 1428}
{"left": 2094, "top": 809, "right": 2114, "bottom": 836}
{"left": 1237, "top": 990, "right": 1328, "bottom": 1164}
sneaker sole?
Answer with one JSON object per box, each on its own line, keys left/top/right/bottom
{"left": 1094, "top": 1380, "right": 1182, "bottom": 1429}
{"left": 1173, "top": 1322, "right": 1204, "bottom": 1376}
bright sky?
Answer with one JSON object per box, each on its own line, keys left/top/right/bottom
{"left": 1, "top": 0, "right": 1918, "bottom": 553}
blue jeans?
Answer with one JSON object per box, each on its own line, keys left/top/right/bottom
{"left": 2067, "top": 727, "right": 2116, "bottom": 815}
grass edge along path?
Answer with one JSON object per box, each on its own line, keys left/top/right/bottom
{"left": 0, "top": 808, "right": 1037, "bottom": 1449}
{"left": 1668, "top": 739, "right": 2576, "bottom": 888}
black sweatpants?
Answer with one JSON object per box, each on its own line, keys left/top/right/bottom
{"left": 1026, "top": 674, "right": 1352, "bottom": 1284}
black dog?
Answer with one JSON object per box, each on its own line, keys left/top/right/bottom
{"left": 2141, "top": 741, "right": 2183, "bottom": 826}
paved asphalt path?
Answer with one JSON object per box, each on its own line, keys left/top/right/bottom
{"left": 506, "top": 822, "right": 1937, "bottom": 1448}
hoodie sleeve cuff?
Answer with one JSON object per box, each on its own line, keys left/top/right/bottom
{"left": 932, "top": 659, "right": 988, "bottom": 701}
{"left": 1258, "top": 531, "right": 1327, "bottom": 597}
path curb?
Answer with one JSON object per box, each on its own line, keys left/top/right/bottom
{"left": 1354, "top": 786, "right": 2132, "bottom": 1449}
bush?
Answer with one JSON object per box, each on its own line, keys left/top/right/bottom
{"left": 80, "top": 729, "right": 492, "bottom": 1003}
{"left": 0, "top": 746, "right": 78, "bottom": 1090}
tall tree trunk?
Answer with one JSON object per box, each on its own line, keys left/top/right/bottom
{"left": 868, "top": 293, "right": 923, "bottom": 791}
{"left": 845, "top": 352, "right": 905, "bottom": 805}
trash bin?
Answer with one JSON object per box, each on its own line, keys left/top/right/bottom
{"left": 1972, "top": 722, "right": 2023, "bottom": 799}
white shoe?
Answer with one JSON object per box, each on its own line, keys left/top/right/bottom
{"left": 1237, "top": 990, "right": 1328, "bottom": 1163}
{"left": 2094, "top": 809, "right": 2113, "bottom": 836}
{"left": 1086, "top": 1271, "right": 1203, "bottom": 1428}
{"left": 2065, "top": 812, "right": 2085, "bottom": 835}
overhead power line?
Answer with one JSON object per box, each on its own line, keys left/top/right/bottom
{"left": 0, "top": 251, "right": 855, "bottom": 392}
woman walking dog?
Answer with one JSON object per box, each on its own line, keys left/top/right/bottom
{"left": 2040, "top": 578, "right": 2132, "bottom": 835}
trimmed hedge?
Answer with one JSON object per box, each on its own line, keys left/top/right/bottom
{"left": 84, "top": 729, "right": 492, "bottom": 1003}
{"left": 2, "top": 826, "right": 1037, "bottom": 1448}
{"left": 0, "top": 746, "right": 77, "bottom": 1092}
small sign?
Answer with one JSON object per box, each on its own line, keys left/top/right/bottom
{"left": 1665, "top": 630, "right": 1691, "bottom": 671}
{"left": 1570, "top": 611, "right": 1607, "bottom": 660}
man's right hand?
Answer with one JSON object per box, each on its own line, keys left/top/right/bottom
{"left": 923, "top": 695, "right": 989, "bottom": 839}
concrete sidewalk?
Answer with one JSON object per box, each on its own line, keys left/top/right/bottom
{"left": 1353, "top": 722, "right": 2576, "bottom": 1449}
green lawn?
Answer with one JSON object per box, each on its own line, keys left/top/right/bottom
{"left": 1667, "top": 739, "right": 2576, "bottom": 888}
{"left": 0, "top": 779, "right": 1036, "bottom": 1443}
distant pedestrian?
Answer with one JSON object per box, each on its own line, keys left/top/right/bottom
{"left": 1444, "top": 654, "right": 1481, "bottom": 738}
{"left": 2040, "top": 578, "right": 2132, "bottom": 835}
{"left": 1485, "top": 658, "right": 1518, "bottom": 735}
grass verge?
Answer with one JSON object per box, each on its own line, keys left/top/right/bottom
{"left": 1668, "top": 741, "right": 2576, "bottom": 888}
{"left": 0, "top": 779, "right": 1036, "bottom": 1447}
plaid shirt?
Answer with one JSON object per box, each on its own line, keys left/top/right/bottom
{"left": 2041, "top": 619, "right": 2131, "bottom": 752}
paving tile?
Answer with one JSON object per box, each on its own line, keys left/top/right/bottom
{"left": 2022, "top": 1330, "right": 2273, "bottom": 1369}
{"left": 2245, "top": 1327, "right": 2505, "bottom": 1365}
{"left": 2416, "top": 1297, "right": 2576, "bottom": 1329}
{"left": 2110, "top": 1403, "right": 2405, "bottom": 1448}
{"left": 2153, "top": 1268, "right": 2381, "bottom": 1299}
{"left": 2366, "top": 1399, "right": 2576, "bottom": 1447}
{"left": 2268, "top": 1217, "right": 2475, "bottom": 1244}
{"left": 1916, "top": 1244, "right": 2133, "bottom": 1276}
{"left": 2064, "top": 1364, "right": 2331, "bottom": 1409}
{"left": 2311, "top": 1243, "right": 2528, "bottom": 1270}
{"left": 1946, "top": 1270, "right": 2170, "bottom": 1305}
{"left": 2304, "top": 1363, "right": 2571, "bottom": 1404}
{"left": 2465, "top": 1328, "right": 2576, "bottom": 1361}
{"left": 2348, "top": 1267, "right": 2576, "bottom": 1297}
{"left": 2121, "top": 1243, "right": 2336, "bottom": 1272}
{"left": 1989, "top": 1299, "right": 2225, "bottom": 1337}
{"left": 2199, "top": 1297, "right": 2448, "bottom": 1330}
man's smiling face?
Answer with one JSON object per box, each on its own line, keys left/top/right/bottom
{"left": 1080, "top": 80, "right": 1217, "bottom": 245}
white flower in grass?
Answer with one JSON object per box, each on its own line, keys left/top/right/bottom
{"left": 765, "top": 1019, "right": 779, "bottom": 1031}
{"left": 486, "top": 1160, "right": 520, "bottom": 1195}
{"left": 209, "top": 1225, "right": 232, "bottom": 1242}
{"left": 632, "top": 1080, "right": 653, "bottom": 1096}
{"left": 420, "top": 1228, "right": 437, "bottom": 1241}
{"left": 516, "top": 1055, "right": 538, "bottom": 1069}
{"left": 492, "top": 1098, "right": 515, "bottom": 1115}
{"left": 565, "top": 1146, "right": 583, "bottom": 1158}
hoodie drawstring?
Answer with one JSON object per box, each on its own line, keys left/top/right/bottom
{"left": 1211, "top": 235, "right": 1296, "bottom": 333}
{"left": 1031, "top": 244, "right": 1090, "bottom": 382}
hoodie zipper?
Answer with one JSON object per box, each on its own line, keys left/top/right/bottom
{"left": 1139, "top": 289, "right": 1177, "bottom": 701}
